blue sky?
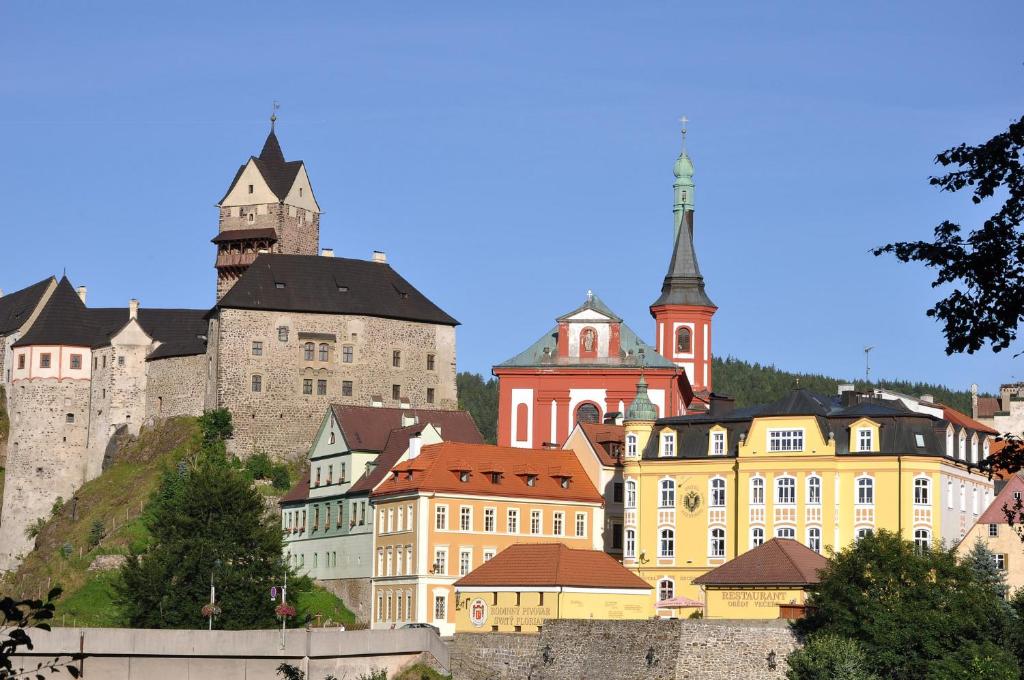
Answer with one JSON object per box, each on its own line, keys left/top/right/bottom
{"left": 2, "top": 2, "right": 1023, "bottom": 392}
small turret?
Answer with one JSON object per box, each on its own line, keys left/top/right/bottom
{"left": 624, "top": 376, "right": 658, "bottom": 460}
{"left": 626, "top": 376, "right": 658, "bottom": 422}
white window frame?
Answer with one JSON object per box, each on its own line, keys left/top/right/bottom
{"left": 959, "top": 431, "right": 967, "bottom": 461}
{"left": 767, "top": 428, "right": 804, "bottom": 452}
{"left": 626, "top": 433, "right": 638, "bottom": 457}
{"left": 776, "top": 527, "right": 796, "bottom": 539}
{"left": 750, "top": 526, "right": 765, "bottom": 549}
{"left": 507, "top": 508, "right": 519, "bottom": 534}
{"left": 659, "top": 528, "right": 675, "bottom": 558}
{"left": 946, "top": 426, "right": 954, "bottom": 457}
{"left": 710, "top": 477, "right": 726, "bottom": 508}
{"left": 433, "top": 548, "right": 447, "bottom": 576}
{"left": 433, "top": 595, "right": 446, "bottom": 621}
{"left": 660, "top": 432, "right": 675, "bottom": 457}
{"left": 709, "top": 528, "right": 725, "bottom": 558}
{"left": 553, "top": 511, "right": 565, "bottom": 536}
{"left": 750, "top": 476, "right": 765, "bottom": 505}
{"left": 711, "top": 431, "right": 726, "bottom": 456}
{"left": 460, "top": 506, "right": 472, "bottom": 532}
{"left": 807, "top": 475, "right": 821, "bottom": 505}
{"left": 971, "top": 434, "right": 979, "bottom": 464}
{"left": 856, "top": 427, "right": 873, "bottom": 452}
{"left": 913, "top": 476, "right": 930, "bottom": 506}
{"left": 807, "top": 527, "right": 822, "bottom": 553}
{"left": 625, "top": 480, "right": 637, "bottom": 509}
{"left": 530, "top": 510, "right": 542, "bottom": 535}
{"left": 484, "top": 507, "right": 496, "bottom": 533}
{"left": 776, "top": 476, "right": 796, "bottom": 505}
{"left": 459, "top": 549, "right": 472, "bottom": 576}
{"left": 856, "top": 475, "right": 874, "bottom": 505}
{"left": 657, "top": 578, "right": 674, "bottom": 602}
{"left": 435, "top": 504, "right": 448, "bottom": 531}
{"left": 624, "top": 528, "right": 636, "bottom": 558}
{"left": 575, "top": 512, "right": 587, "bottom": 537}
{"left": 660, "top": 478, "right": 676, "bottom": 508}
{"left": 913, "top": 529, "right": 930, "bottom": 550}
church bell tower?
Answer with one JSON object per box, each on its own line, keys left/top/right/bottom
{"left": 650, "top": 121, "right": 717, "bottom": 398}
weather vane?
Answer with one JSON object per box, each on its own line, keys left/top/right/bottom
{"left": 270, "top": 100, "right": 280, "bottom": 130}
{"left": 679, "top": 115, "right": 689, "bottom": 131}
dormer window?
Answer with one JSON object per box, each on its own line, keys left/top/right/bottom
{"left": 560, "top": 477, "right": 570, "bottom": 489}
{"left": 660, "top": 433, "right": 675, "bottom": 457}
{"left": 275, "top": 282, "right": 286, "bottom": 289}
{"left": 857, "top": 428, "right": 873, "bottom": 452}
{"left": 490, "top": 472, "right": 501, "bottom": 484}
{"left": 526, "top": 475, "right": 537, "bottom": 487}
{"left": 459, "top": 471, "right": 470, "bottom": 483}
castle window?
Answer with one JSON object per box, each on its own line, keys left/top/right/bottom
{"left": 427, "top": 388, "right": 435, "bottom": 404}
{"left": 392, "top": 350, "right": 401, "bottom": 368}
{"left": 278, "top": 327, "right": 289, "bottom": 342}
{"left": 426, "top": 354, "right": 435, "bottom": 371}
{"left": 251, "top": 341, "right": 263, "bottom": 356}
{"left": 342, "top": 346, "right": 353, "bottom": 363}
{"left": 248, "top": 184, "right": 254, "bottom": 194}
{"left": 319, "top": 343, "right": 329, "bottom": 362}
{"left": 118, "top": 356, "right": 125, "bottom": 367}
{"left": 65, "top": 413, "right": 75, "bottom": 423}
{"left": 248, "top": 213, "right": 255, "bottom": 223}
{"left": 317, "top": 379, "right": 327, "bottom": 396}
{"left": 342, "top": 380, "right": 353, "bottom": 397}
{"left": 251, "top": 375, "right": 262, "bottom": 392}
{"left": 69, "top": 354, "right": 82, "bottom": 370}
{"left": 304, "top": 343, "right": 314, "bottom": 360}
{"left": 18, "top": 354, "right": 25, "bottom": 370}
{"left": 40, "top": 353, "right": 51, "bottom": 369}
{"left": 676, "top": 327, "right": 691, "bottom": 353}
{"left": 303, "top": 379, "right": 313, "bottom": 395}
{"left": 392, "top": 384, "right": 401, "bottom": 400}
{"left": 768, "top": 429, "right": 803, "bottom": 452}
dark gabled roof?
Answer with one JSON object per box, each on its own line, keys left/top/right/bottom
{"left": 279, "top": 467, "right": 311, "bottom": 506}
{"left": 331, "top": 405, "right": 483, "bottom": 454}
{"left": 346, "top": 424, "right": 423, "bottom": 495}
{"left": 216, "top": 254, "right": 458, "bottom": 325}
{"left": 651, "top": 211, "right": 715, "bottom": 308}
{"left": 0, "top": 276, "right": 53, "bottom": 335}
{"left": 211, "top": 227, "right": 279, "bottom": 244}
{"left": 218, "top": 130, "right": 305, "bottom": 204}
{"left": 13, "top": 277, "right": 99, "bottom": 347}
{"left": 693, "top": 538, "right": 827, "bottom": 587}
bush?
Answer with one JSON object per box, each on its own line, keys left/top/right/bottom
{"left": 88, "top": 519, "right": 105, "bottom": 547}
{"left": 50, "top": 496, "right": 65, "bottom": 517}
{"left": 786, "top": 634, "right": 878, "bottom": 680}
{"left": 245, "top": 452, "right": 274, "bottom": 480}
{"left": 270, "top": 465, "right": 291, "bottom": 490}
{"left": 24, "top": 517, "right": 46, "bottom": 540}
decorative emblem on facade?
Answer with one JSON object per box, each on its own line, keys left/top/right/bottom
{"left": 682, "top": 489, "right": 702, "bottom": 515}
{"left": 470, "top": 598, "right": 488, "bottom": 627}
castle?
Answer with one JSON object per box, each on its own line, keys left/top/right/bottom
{"left": 0, "top": 121, "right": 459, "bottom": 571}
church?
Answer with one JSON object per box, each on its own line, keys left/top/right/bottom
{"left": 492, "top": 126, "right": 716, "bottom": 447}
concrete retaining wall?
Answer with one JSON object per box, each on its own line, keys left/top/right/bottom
{"left": 12, "top": 626, "right": 448, "bottom": 680}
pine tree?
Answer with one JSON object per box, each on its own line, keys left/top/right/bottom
{"left": 961, "top": 536, "right": 1008, "bottom": 599}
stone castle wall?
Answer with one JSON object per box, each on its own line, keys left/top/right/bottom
{"left": 212, "top": 308, "right": 457, "bottom": 458}
{"left": 0, "top": 377, "right": 93, "bottom": 571}
{"left": 450, "top": 618, "right": 799, "bottom": 680}
{"left": 145, "top": 354, "right": 207, "bottom": 420}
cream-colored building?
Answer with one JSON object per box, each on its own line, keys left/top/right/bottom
{"left": 957, "top": 474, "right": 1024, "bottom": 594}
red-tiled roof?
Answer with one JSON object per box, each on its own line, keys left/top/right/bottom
{"left": 939, "top": 404, "right": 999, "bottom": 435}
{"left": 978, "top": 475, "right": 1024, "bottom": 524}
{"left": 692, "top": 538, "right": 827, "bottom": 587}
{"left": 347, "top": 424, "right": 422, "bottom": 495}
{"left": 579, "top": 422, "right": 624, "bottom": 466}
{"left": 453, "top": 544, "right": 650, "bottom": 590}
{"left": 372, "top": 442, "right": 603, "bottom": 504}
{"left": 279, "top": 467, "right": 310, "bottom": 505}
{"left": 330, "top": 405, "right": 482, "bottom": 452}
{"left": 976, "top": 397, "right": 1001, "bottom": 419}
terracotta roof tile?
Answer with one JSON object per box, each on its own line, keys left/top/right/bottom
{"left": 371, "top": 442, "right": 603, "bottom": 504}
{"left": 976, "top": 397, "right": 1001, "bottom": 419}
{"left": 579, "top": 422, "right": 625, "bottom": 466}
{"left": 692, "top": 538, "right": 827, "bottom": 587}
{"left": 454, "top": 543, "right": 650, "bottom": 590}
{"left": 938, "top": 404, "right": 999, "bottom": 435}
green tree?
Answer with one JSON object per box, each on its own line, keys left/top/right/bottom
{"left": 457, "top": 373, "right": 498, "bottom": 444}
{"left": 116, "top": 411, "right": 300, "bottom": 629}
{"left": 961, "top": 536, "right": 1008, "bottom": 598}
{"left": 786, "top": 634, "right": 878, "bottom": 680}
{"left": 796, "top": 530, "right": 1014, "bottom": 679}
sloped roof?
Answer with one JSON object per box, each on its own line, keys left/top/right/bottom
{"left": 0, "top": 276, "right": 53, "bottom": 335}
{"left": 555, "top": 292, "right": 623, "bottom": 323}
{"left": 495, "top": 324, "right": 675, "bottom": 369}
{"left": 330, "top": 405, "right": 482, "bottom": 454}
{"left": 692, "top": 538, "right": 827, "bottom": 587}
{"left": 579, "top": 422, "right": 625, "bottom": 466}
{"left": 938, "top": 403, "right": 998, "bottom": 435}
{"left": 13, "top": 277, "right": 100, "bottom": 347}
{"left": 219, "top": 130, "right": 305, "bottom": 204}
{"left": 372, "top": 441, "right": 603, "bottom": 504}
{"left": 216, "top": 254, "right": 458, "bottom": 326}
{"left": 978, "top": 474, "right": 1024, "bottom": 524}
{"left": 651, "top": 211, "right": 715, "bottom": 308}
{"left": 454, "top": 543, "right": 651, "bottom": 590}
{"left": 976, "top": 397, "right": 1001, "bottom": 419}
{"left": 279, "top": 467, "right": 311, "bottom": 505}
{"left": 211, "top": 227, "right": 278, "bottom": 244}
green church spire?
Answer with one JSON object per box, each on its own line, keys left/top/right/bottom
{"left": 673, "top": 116, "right": 695, "bottom": 243}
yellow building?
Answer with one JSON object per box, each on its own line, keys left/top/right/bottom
{"left": 622, "top": 384, "right": 995, "bottom": 603}
{"left": 369, "top": 441, "right": 604, "bottom": 636}
{"left": 957, "top": 474, "right": 1024, "bottom": 594}
{"left": 452, "top": 543, "right": 653, "bottom": 632}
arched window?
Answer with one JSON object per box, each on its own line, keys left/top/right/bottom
{"left": 947, "top": 480, "right": 953, "bottom": 509}
{"left": 751, "top": 477, "right": 765, "bottom": 505}
{"left": 575, "top": 402, "right": 600, "bottom": 425}
{"left": 807, "top": 527, "right": 822, "bottom": 553}
{"left": 984, "top": 437, "right": 991, "bottom": 459}
{"left": 959, "top": 431, "right": 966, "bottom": 460}
{"left": 855, "top": 527, "right": 874, "bottom": 540}
{"left": 776, "top": 476, "right": 796, "bottom": 505}
{"left": 914, "top": 477, "right": 930, "bottom": 505}
{"left": 626, "top": 433, "right": 638, "bottom": 456}
{"left": 657, "top": 579, "right": 674, "bottom": 602}
{"left": 710, "top": 478, "right": 726, "bottom": 507}
{"left": 856, "top": 477, "right": 874, "bottom": 505}
{"left": 751, "top": 527, "right": 765, "bottom": 548}
{"left": 303, "top": 342, "right": 315, "bottom": 361}
{"left": 776, "top": 527, "right": 795, "bottom": 539}
{"left": 624, "top": 529, "right": 636, "bottom": 558}
{"left": 914, "top": 529, "right": 930, "bottom": 550}
{"left": 676, "top": 327, "right": 691, "bottom": 353}
{"left": 625, "top": 480, "right": 637, "bottom": 509}
{"left": 515, "top": 403, "right": 529, "bottom": 442}
{"left": 319, "top": 343, "right": 329, "bottom": 362}
{"left": 807, "top": 476, "right": 821, "bottom": 505}
{"left": 709, "top": 528, "right": 725, "bottom": 557}
{"left": 971, "top": 434, "right": 979, "bottom": 464}
{"left": 660, "top": 479, "right": 675, "bottom": 508}
{"left": 659, "top": 529, "right": 675, "bottom": 558}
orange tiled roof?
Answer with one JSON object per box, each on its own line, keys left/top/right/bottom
{"left": 453, "top": 543, "right": 651, "bottom": 590}
{"left": 978, "top": 474, "right": 1024, "bottom": 524}
{"left": 976, "top": 396, "right": 1001, "bottom": 419}
{"left": 372, "top": 442, "right": 603, "bottom": 504}
{"left": 579, "top": 422, "right": 625, "bottom": 466}
{"left": 692, "top": 538, "right": 827, "bottom": 587}
{"left": 939, "top": 404, "right": 999, "bottom": 435}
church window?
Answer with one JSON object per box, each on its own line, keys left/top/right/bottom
{"left": 709, "top": 528, "right": 725, "bottom": 557}
{"left": 39, "top": 353, "right": 51, "bottom": 369}
{"left": 751, "top": 527, "right": 765, "bottom": 548}
{"left": 659, "top": 479, "right": 675, "bottom": 508}
{"left": 317, "top": 379, "right": 327, "bottom": 395}
{"left": 70, "top": 354, "right": 82, "bottom": 370}
{"left": 342, "top": 380, "right": 353, "bottom": 396}
{"left": 342, "top": 345, "right": 353, "bottom": 363}
{"left": 251, "top": 341, "right": 262, "bottom": 356}
{"left": 319, "top": 343, "right": 329, "bottom": 361}
{"left": 392, "top": 350, "right": 401, "bottom": 368}
{"left": 251, "top": 375, "right": 262, "bottom": 392}
{"left": 676, "top": 327, "right": 691, "bottom": 353}
{"left": 575, "top": 403, "right": 600, "bottom": 425}
{"left": 658, "top": 579, "right": 674, "bottom": 602}
{"left": 660, "top": 529, "right": 675, "bottom": 558}
{"left": 427, "top": 354, "right": 435, "bottom": 370}
{"left": 768, "top": 429, "right": 803, "bottom": 452}
{"left": 278, "top": 327, "right": 289, "bottom": 342}
{"left": 303, "top": 379, "right": 313, "bottom": 395}
{"left": 392, "top": 384, "right": 401, "bottom": 400}
{"left": 304, "top": 343, "right": 315, "bottom": 361}
{"left": 427, "top": 388, "right": 435, "bottom": 404}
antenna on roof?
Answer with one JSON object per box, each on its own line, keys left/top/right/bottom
{"left": 864, "top": 346, "right": 875, "bottom": 385}
{"left": 270, "top": 100, "right": 280, "bottom": 131}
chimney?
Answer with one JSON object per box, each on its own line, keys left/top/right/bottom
{"left": 0, "top": 288, "right": 4, "bottom": 298}
{"left": 920, "top": 394, "right": 934, "bottom": 404}
{"left": 837, "top": 384, "right": 855, "bottom": 396}
{"left": 371, "top": 250, "right": 387, "bottom": 264}
{"left": 841, "top": 390, "right": 860, "bottom": 408}
{"left": 708, "top": 393, "right": 736, "bottom": 418}
{"left": 401, "top": 412, "right": 418, "bottom": 427}
{"left": 129, "top": 299, "right": 139, "bottom": 320}
{"left": 408, "top": 432, "right": 423, "bottom": 460}
{"left": 76, "top": 286, "right": 87, "bottom": 304}
{"left": 321, "top": 248, "right": 334, "bottom": 258}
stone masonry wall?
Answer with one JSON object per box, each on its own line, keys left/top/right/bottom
{"left": 145, "top": 354, "right": 206, "bottom": 421}
{"left": 0, "top": 377, "right": 92, "bottom": 571}
{"left": 213, "top": 308, "right": 458, "bottom": 458}
{"left": 451, "top": 619, "right": 800, "bottom": 680}
{"left": 316, "top": 577, "right": 373, "bottom": 624}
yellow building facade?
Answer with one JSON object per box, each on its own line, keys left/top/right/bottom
{"left": 622, "top": 388, "right": 995, "bottom": 604}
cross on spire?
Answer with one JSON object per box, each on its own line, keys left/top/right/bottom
{"left": 270, "top": 100, "right": 280, "bottom": 131}
{"left": 679, "top": 115, "right": 689, "bottom": 131}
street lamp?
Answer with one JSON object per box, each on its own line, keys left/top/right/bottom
{"left": 208, "top": 559, "right": 222, "bottom": 630}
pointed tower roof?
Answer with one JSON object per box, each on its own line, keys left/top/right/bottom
{"left": 258, "top": 129, "right": 286, "bottom": 164}
{"left": 626, "top": 376, "right": 658, "bottom": 422}
{"left": 13, "top": 277, "right": 100, "bottom": 347}
{"left": 218, "top": 122, "right": 306, "bottom": 205}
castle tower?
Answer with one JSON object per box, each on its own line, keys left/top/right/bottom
{"left": 214, "top": 116, "right": 321, "bottom": 299}
{"left": 650, "top": 123, "right": 716, "bottom": 398}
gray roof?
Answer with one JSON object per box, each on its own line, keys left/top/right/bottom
{"left": 555, "top": 292, "right": 623, "bottom": 323}
{"left": 495, "top": 322, "right": 675, "bottom": 370}
{"left": 0, "top": 276, "right": 53, "bottom": 335}
{"left": 651, "top": 212, "right": 715, "bottom": 308}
